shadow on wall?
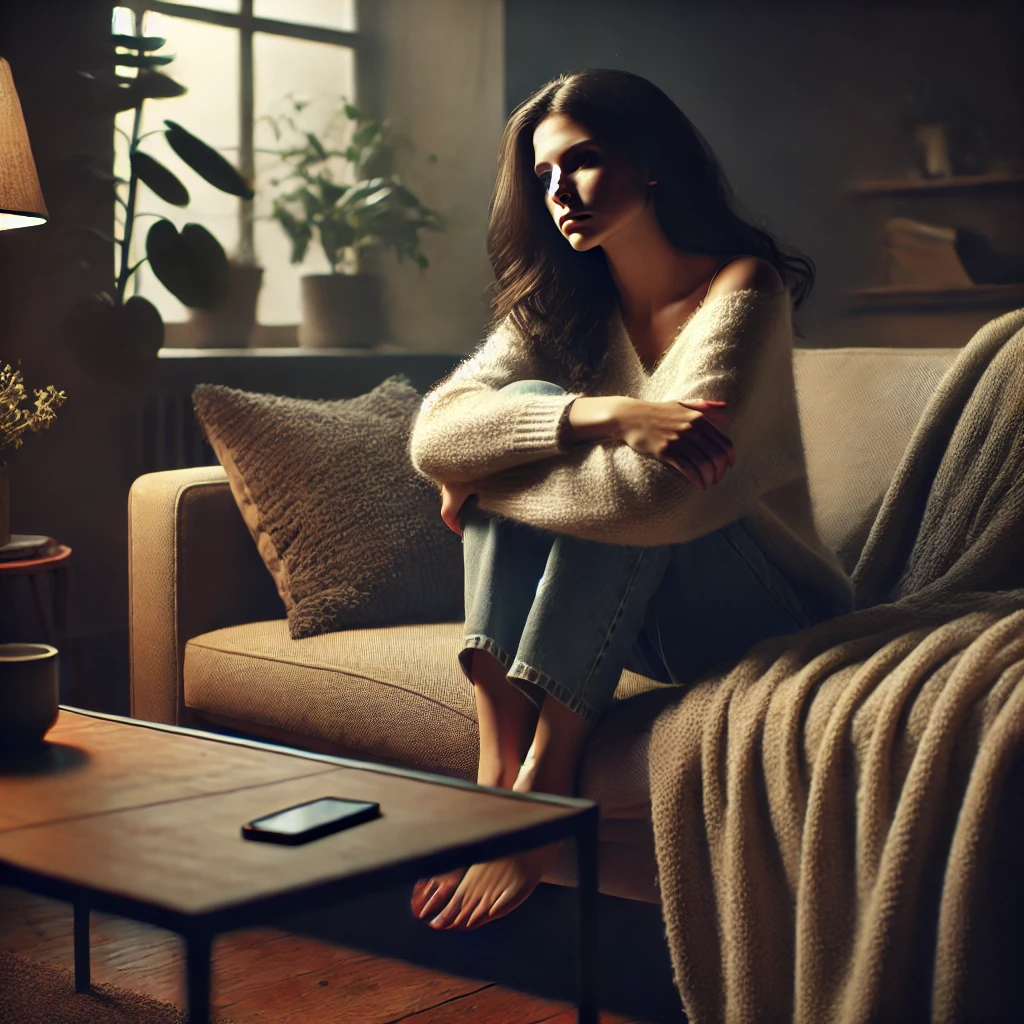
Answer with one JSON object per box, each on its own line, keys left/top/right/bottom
{"left": 505, "top": 0, "right": 1024, "bottom": 345}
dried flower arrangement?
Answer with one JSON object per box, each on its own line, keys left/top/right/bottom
{"left": 0, "top": 364, "right": 67, "bottom": 455}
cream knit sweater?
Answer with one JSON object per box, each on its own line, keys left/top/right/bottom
{"left": 409, "top": 287, "right": 854, "bottom": 620}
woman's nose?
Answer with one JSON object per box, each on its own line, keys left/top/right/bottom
{"left": 546, "top": 168, "right": 574, "bottom": 205}
{"left": 550, "top": 182, "right": 574, "bottom": 206}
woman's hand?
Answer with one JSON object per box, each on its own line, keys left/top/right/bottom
{"left": 440, "top": 480, "right": 479, "bottom": 536}
{"left": 613, "top": 397, "right": 735, "bottom": 490}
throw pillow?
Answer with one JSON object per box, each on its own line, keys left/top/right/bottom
{"left": 192, "top": 376, "right": 464, "bottom": 640}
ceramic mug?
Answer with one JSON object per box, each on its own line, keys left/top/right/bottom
{"left": 0, "top": 643, "right": 59, "bottom": 749}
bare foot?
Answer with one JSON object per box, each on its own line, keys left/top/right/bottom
{"left": 421, "top": 744, "right": 582, "bottom": 932}
{"left": 412, "top": 650, "right": 538, "bottom": 924}
{"left": 411, "top": 869, "right": 468, "bottom": 920}
{"left": 411, "top": 757, "right": 524, "bottom": 920}
{"left": 423, "top": 840, "right": 563, "bottom": 931}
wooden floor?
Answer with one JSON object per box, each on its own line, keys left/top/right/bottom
{"left": 0, "top": 886, "right": 649, "bottom": 1023}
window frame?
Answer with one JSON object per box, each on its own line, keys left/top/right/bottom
{"left": 139, "top": 0, "right": 363, "bottom": 296}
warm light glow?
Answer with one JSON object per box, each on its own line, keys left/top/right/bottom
{"left": 0, "top": 212, "right": 46, "bottom": 230}
{"left": 0, "top": 57, "right": 48, "bottom": 231}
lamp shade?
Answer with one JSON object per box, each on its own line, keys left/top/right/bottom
{"left": 0, "top": 57, "right": 47, "bottom": 231}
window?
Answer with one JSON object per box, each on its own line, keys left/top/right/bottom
{"left": 112, "top": 1, "right": 358, "bottom": 332}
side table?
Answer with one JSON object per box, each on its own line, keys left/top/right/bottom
{"left": 0, "top": 542, "right": 71, "bottom": 648}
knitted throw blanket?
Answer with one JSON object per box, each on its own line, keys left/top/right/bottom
{"left": 648, "top": 306, "right": 1024, "bottom": 1023}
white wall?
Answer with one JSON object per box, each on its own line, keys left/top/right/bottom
{"left": 368, "top": 0, "right": 505, "bottom": 354}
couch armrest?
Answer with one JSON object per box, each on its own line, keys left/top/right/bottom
{"left": 128, "top": 466, "right": 283, "bottom": 726}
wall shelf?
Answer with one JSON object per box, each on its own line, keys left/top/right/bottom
{"left": 841, "top": 283, "right": 1024, "bottom": 313}
{"left": 847, "top": 172, "right": 1024, "bottom": 198}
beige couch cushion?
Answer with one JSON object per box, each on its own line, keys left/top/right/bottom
{"left": 794, "top": 347, "right": 957, "bottom": 572}
{"left": 185, "top": 619, "right": 669, "bottom": 815}
{"left": 185, "top": 619, "right": 671, "bottom": 902}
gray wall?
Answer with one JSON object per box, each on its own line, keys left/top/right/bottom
{"left": 361, "top": 0, "right": 505, "bottom": 355}
{"left": 505, "top": 0, "right": 1024, "bottom": 346}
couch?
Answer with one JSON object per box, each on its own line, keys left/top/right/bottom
{"left": 127, "top": 344, "right": 961, "bottom": 1020}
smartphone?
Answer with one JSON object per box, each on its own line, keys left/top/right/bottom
{"left": 241, "top": 796, "right": 381, "bottom": 846}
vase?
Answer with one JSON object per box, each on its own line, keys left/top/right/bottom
{"left": 913, "top": 122, "right": 953, "bottom": 179}
{"left": 0, "top": 463, "right": 10, "bottom": 549}
{"left": 298, "top": 273, "right": 387, "bottom": 349}
{"left": 181, "top": 263, "right": 263, "bottom": 348}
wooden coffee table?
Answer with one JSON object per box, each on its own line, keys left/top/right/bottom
{"left": 0, "top": 708, "right": 599, "bottom": 1023}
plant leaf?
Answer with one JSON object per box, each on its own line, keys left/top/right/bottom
{"left": 114, "top": 53, "right": 174, "bottom": 68}
{"left": 132, "top": 70, "right": 187, "bottom": 100}
{"left": 111, "top": 34, "right": 167, "bottom": 52}
{"left": 306, "top": 133, "right": 327, "bottom": 161}
{"left": 317, "top": 177, "right": 347, "bottom": 207}
{"left": 270, "top": 206, "right": 312, "bottom": 264}
{"left": 146, "top": 220, "right": 229, "bottom": 308}
{"left": 131, "top": 151, "right": 189, "bottom": 206}
{"left": 163, "top": 121, "right": 254, "bottom": 199}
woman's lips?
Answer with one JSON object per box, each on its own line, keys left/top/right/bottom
{"left": 562, "top": 214, "right": 591, "bottom": 229}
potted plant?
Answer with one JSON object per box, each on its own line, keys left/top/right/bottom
{"left": 261, "top": 96, "right": 444, "bottom": 348}
{"left": 67, "top": 18, "right": 254, "bottom": 374}
{"left": 0, "top": 364, "right": 66, "bottom": 548}
{"left": 182, "top": 230, "right": 264, "bottom": 349}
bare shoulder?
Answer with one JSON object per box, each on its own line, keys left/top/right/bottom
{"left": 708, "top": 256, "right": 785, "bottom": 301}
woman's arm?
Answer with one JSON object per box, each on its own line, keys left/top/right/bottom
{"left": 566, "top": 395, "right": 735, "bottom": 489}
{"left": 409, "top": 321, "right": 582, "bottom": 485}
{"left": 466, "top": 288, "right": 805, "bottom": 546}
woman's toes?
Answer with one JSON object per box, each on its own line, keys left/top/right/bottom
{"left": 428, "top": 891, "right": 464, "bottom": 930}
{"left": 410, "top": 878, "right": 438, "bottom": 918}
{"left": 465, "top": 891, "right": 499, "bottom": 930}
{"left": 420, "top": 877, "right": 463, "bottom": 920}
{"left": 412, "top": 867, "right": 467, "bottom": 920}
{"left": 450, "top": 889, "right": 487, "bottom": 930}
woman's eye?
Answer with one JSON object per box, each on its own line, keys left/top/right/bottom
{"left": 539, "top": 171, "right": 552, "bottom": 193}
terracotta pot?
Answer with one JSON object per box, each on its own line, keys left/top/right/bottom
{"left": 184, "top": 263, "right": 263, "bottom": 348}
{"left": 298, "top": 273, "right": 386, "bottom": 349}
{"left": 0, "top": 464, "right": 10, "bottom": 549}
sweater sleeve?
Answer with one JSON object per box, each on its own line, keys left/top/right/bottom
{"left": 470, "top": 289, "right": 809, "bottom": 546}
{"left": 408, "top": 318, "right": 583, "bottom": 485}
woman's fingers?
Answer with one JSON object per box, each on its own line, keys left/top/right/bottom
{"left": 676, "top": 401, "right": 734, "bottom": 456}
{"left": 662, "top": 452, "right": 707, "bottom": 489}
{"left": 691, "top": 417, "right": 735, "bottom": 467}
{"left": 678, "top": 427, "right": 731, "bottom": 482}
{"left": 440, "top": 485, "right": 468, "bottom": 536}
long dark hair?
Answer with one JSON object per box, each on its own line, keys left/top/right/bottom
{"left": 486, "top": 68, "right": 815, "bottom": 389}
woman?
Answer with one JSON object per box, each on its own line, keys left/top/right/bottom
{"left": 407, "top": 69, "right": 853, "bottom": 932}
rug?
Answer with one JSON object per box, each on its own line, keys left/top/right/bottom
{"left": 0, "top": 950, "right": 232, "bottom": 1024}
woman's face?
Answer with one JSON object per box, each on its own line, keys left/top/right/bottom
{"left": 531, "top": 112, "right": 652, "bottom": 252}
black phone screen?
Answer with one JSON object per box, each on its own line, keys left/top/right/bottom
{"left": 242, "top": 797, "right": 380, "bottom": 844}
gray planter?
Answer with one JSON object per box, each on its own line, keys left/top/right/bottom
{"left": 298, "top": 273, "right": 386, "bottom": 349}
{"left": 183, "top": 263, "right": 263, "bottom": 348}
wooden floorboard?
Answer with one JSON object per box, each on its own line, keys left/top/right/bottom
{"left": 0, "top": 886, "right": 647, "bottom": 1023}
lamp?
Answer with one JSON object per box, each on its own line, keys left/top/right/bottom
{"left": 0, "top": 57, "right": 47, "bottom": 231}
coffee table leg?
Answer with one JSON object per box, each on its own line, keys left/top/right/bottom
{"left": 186, "top": 932, "right": 212, "bottom": 1024}
{"left": 73, "top": 900, "right": 90, "bottom": 993}
{"left": 576, "top": 816, "right": 599, "bottom": 1024}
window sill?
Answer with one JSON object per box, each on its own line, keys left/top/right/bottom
{"left": 158, "top": 344, "right": 414, "bottom": 358}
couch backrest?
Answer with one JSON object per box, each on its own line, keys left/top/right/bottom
{"left": 794, "top": 347, "right": 959, "bottom": 572}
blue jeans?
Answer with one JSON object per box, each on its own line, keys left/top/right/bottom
{"left": 459, "top": 379, "right": 823, "bottom": 722}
